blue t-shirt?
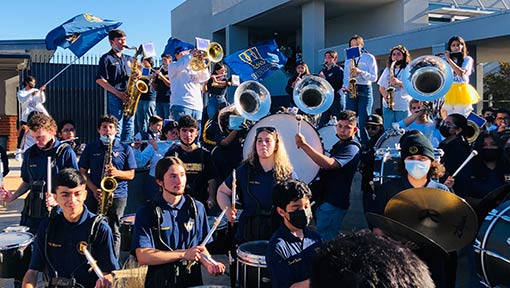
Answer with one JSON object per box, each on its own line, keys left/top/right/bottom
{"left": 132, "top": 194, "right": 210, "bottom": 287}
{"left": 29, "top": 206, "right": 119, "bottom": 288}
{"left": 79, "top": 139, "right": 137, "bottom": 198}
{"left": 96, "top": 50, "right": 133, "bottom": 91}
{"left": 21, "top": 140, "right": 78, "bottom": 186}
{"left": 321, "top": 139, "right": 361, "bottom": 209}
{"left": 266, "top": 225, "right": 323, "bottom": 287}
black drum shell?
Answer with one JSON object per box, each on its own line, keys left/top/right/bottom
{"left": 237, "top": 240, "right": 270, "bottom": 288}
{"left": 0, "top": 232, "right": 34, "bottom": 279}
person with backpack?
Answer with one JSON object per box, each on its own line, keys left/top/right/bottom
{"left": 22, "top": 169, "right": 118, "bottom": 288}
{"left": 132, "top": 156, "right": 225, "bottom": 287}
{"left": 295, "top": 110, "right": 361, "bottom": 241}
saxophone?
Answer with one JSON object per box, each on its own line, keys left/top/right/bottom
{"left": 98, "top": 137, "right": 117, "bottom": 215}
{"left": 348, "top": 59, "right": 357, "bottom": 99}
{"left": 385, "top": 60, "right": 396, "bottom": 110}
{"left": 123, "top": 45, "right": 149, "bottom": 117}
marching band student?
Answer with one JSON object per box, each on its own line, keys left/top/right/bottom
{"left": 96, "top": 29, "right": 135, "bottom": 142}
{"left": 22, "top": 169, "right": 118, "bottom": 288}
{"left": 397, "top": 99, "right": 443, "bottom": 147}
{"left": 377, "top": 45, "right": 412, "bottom": 130}
{"left": 153, "top": 54, "right": 172, "bottom": 120}
{"left": 132, "top": 156, "right": 225, "bottom": 288}
{"left": 442, "top": 35, "right": 479, "bottom": 117}
{"left": 342, "top": 35, "right": 378, "bottom": 144}
{"left": 134, "top": 120, "right": 179, "bottom": 200}
{"left": 206, "top": 63, "right": 230, "bottom": 119}
{"left": 164, "top": 115, "right": 216, "bottom": 211}
{"left": 295, "top": 110, "right": 361, "bottom": 241}
{"left": 78, "top": 114, "right": 137, "bottom": 259}
{"left": 135, "top": 57, "right": 157, "bottom": 136}
{"left": 133, "top": 115, "right": 164, "bottom": 151}
{"left": 493, "top": 108, "right": 510, "bottom": 135}
{"left": 16, "top": 76, "right": 49, "bottom": 161}
{"left": 318, "top": 51, "right": 344, "bottom": 127}
{"left": 57, "top": 119, "right": 85, "bottom": 156}
{"left": 266, "top": 179, "right": 323, "bottom": 288}
{"left": 286, "top": 60, "right": 311, "bottom": 108}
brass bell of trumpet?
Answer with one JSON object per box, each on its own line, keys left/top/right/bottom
{"left": 293, "top": 75, "right": 334, "bottom": 115}
{"left": 402, "top": 55, "right": 453, "bottom": 102}
{"left": 233, "top": 81, "right": 271, "bottom": 121}
{"left": 190, "top": 42, "right": 224, "bottom": 71}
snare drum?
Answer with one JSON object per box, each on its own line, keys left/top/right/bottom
{"left": 120, "top": 214, "right": 136, "bottom": 252}
{"left": 3, "top": 225, "right": 30, "bottom": 233}
{"left": 243, "top": 114, "right": 323, "bottom": 183}
{"left": 0, "top": 231, "right": 34, "bottom": 278}
{"left": 318, "top": 125, "right": 337, "bottom": 157}
{"left": 237, "top": 240, "right": 270, "bottom": 288}
{"left": 474, "top": 201, "right": 510, "bottom": 287}
{"left": 206, "top": 215, "right": 229, "bottom": 255}
{"left": 374, "top": 128, "right": 404, "bottom": 149}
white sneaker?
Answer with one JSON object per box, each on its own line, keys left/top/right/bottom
{"left": 15, "top": 149, "right": 23, "bottom": 161}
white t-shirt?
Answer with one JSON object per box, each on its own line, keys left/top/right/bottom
{"left": 377, "top": 67, "right": 412, "bottom": 111}
{"left": 17, "top": 88, "right": 49, "bottom": 122}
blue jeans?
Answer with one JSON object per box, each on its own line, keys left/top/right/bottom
{"left": 207, "top": 94, "right": 227, "bottom": 119}
{"left": 107, "top": 92, "right": 135, "bottom": 142}
{"left": 315, "top": 202, "right": 347, "bottom": 241}
{"left": 382, "top": 108, "right": 409, "bottom": 130}
{"left": 135, "top": 100, "right": 156, "bottom": 135}
{"left": 319, "top": 93, "right": 345, "bottom": 128}
{"left": 170, "top": 105, "right": 203, "bottom": 135}
{"left": 155, "top": 102, "right": 170, "bottom": 119}
{"left": 346, "top": 85, "right": 373, "bottom": 144}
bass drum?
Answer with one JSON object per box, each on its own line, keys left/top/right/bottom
{"left": 243, "top": 114, "right": 323, "bottom": 183}
{"left": 318, "top": 125, "right": 337, "bottom": 157}
{"left": 474, "top": 201, "right": 510, "bottom": 287}
{"left": 375, "top": 129, "right": 404, "bottom": 149}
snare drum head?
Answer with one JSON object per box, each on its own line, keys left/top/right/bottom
{"left": 243, "top": 114, "right": 323, "bottom": 183}
{"left": 375, "top": 129, "right": 403, "bottom": 149}
{"left": 3, "top": 225, "right": 30, "bottom": 233}
{"left": 0, "top": 232, "right": 34, "bottom": 250}
{"left": 237, "top": 240, "right": 269, "bottom": 266}
{"left": 318, "top": 125, "right": 337, "bottom": 156}
{"left": 120, "top": 214, "right": 136, "bottom": 225}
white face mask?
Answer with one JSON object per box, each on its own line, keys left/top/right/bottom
{"left": 404, "top": 159, "right": 430, "bottom": 179}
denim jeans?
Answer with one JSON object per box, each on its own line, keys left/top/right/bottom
{"left": 155, "top": 102, "right": 170, "bottom": 119}
{"left": 319, "top": 93, "right": 345, "bottom": 128}
{"left": 315, "top": 202, "right": 347, "bottom": 241}
{"left": 170, "top": 105, "right": 203, "bottom": 135}
{"left": 135, "top": 100, "right": 156, "bottom": 135}
{"left": 207, "top": 94, "right": 227, "bottom": 119}
{"left": 107, "top": 92, "right": 135, "bottom": 142}
{"left": 382, "top": 108, "right": 409, "bottom": 130}
{"left": 346, "top": 85, "right": 373, "bottom": 144}
{"left": 107, "top": 197, "right": 127, "bottom": 259}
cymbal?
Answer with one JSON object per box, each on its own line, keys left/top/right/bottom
{"left": 385, "top": 188, "right": 478, "bottom": 252}
{"left": 366, "top": 213, "right": 447, "bottom": 254}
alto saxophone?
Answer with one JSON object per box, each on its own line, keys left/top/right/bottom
{"left": 348, "top": 59, "right": 357, "bottom": 99}
{"left": 98, "top": 138, "right": 117, "bottom": 215}
{"left": 385, "top": 60, "right": 397, "bottom": 110}
{"left": 123, "top": 45, "right": 149, "bottom": 117}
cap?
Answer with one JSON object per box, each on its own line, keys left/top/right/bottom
{"left": 400, "top": 133, "right": 435, "bottom": 160}
{"left": 366, "top": 114, "right": 383, "bottom": 126}
{"left": 174, "top": 46, "right": 188, "bottom": 55}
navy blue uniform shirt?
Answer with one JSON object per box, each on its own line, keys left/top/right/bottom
{"left": 321, "top": 139, "right": 360, "bottom": 209}
{"left": 320, "top": 65, "right": 344, "bottom": 93}
{"left": 266, "top": 225, "right": 322, "bottom": 288}
{"left": 29, "top": 206, "right": 119, "bottom": 288}
{"left": 79, "top": 139, "right": 137, "bottom": 198}
{"left": 96, "top": 50, "right": 133, "bottom": 91}
{"left": 21, "top": 140, "right": 78, "bottom": 186}
{"left": 132, "top": 194, "right": 210, "bottom": 287}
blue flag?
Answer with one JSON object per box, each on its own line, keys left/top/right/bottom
{"left": 223, "top": 40, "right": 287, "bottom": 82}
{"left": 45, "top": 13, "right": 122, "bottom": 58}
{"left": 163, "top": 37, "right": 195, "bottom": 59}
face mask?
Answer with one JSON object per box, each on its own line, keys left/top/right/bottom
{"left": 288, "top": 207, "right": 312, "bottom": 229}
{"left": 100, "top": 135, "right": 113, "bottom": 144}
{"left": 395, "top": 59, "right": 405, "bottom": 67}
{"left": 481, "top": 148, "right": 500, "bottom": 162}
{"left": 439, "top": 124, "right": 451, "bottom": 138}
{"left": 28, "top": 83, "right": 36, "bottom": 89}
{"left": 405, "top": 159, "right": 430, "bottom": 179}
{"left": 113, "top": 44, "right": 123, "bottom": 52}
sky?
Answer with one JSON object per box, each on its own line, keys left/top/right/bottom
{"left": 0, "top": 0, "right": 186, "bottom": 58}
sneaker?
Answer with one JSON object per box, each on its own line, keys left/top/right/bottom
{"left": 15, "top": 149, "right": 22, "bottom": 161}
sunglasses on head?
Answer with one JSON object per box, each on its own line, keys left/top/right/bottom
{"left": 256, "top": 126, "right": 276, "bottom": 134}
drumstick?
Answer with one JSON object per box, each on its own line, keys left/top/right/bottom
{"left": 296, "top": 115, "right": 303, "bottom": 135}
{"left": 78, "top": 242, "right": 104, "bottom": 279}
{"left": 0, "top": 164, "right": 5, "bottom": 207}
{"left": 47, "top": 157, "right": 52, "bottom": 212}
{"left": 231, "top": 169, "right": 236, "bottom": 212}
{"left": 451, "top": 150, "right": 478, "bottom": 178}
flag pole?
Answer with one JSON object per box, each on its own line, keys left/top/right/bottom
{"left": 42, "top": 56, "right": 79, "bottom": 87}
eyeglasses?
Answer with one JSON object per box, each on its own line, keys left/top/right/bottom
{"left": 496, "top": 117, "right": 510, "bottom": 122}
{"left": 441, "top": 122, "right": 457, "bottom": 129}
{"left": 366, "top": 125, "right": 380, "bottom": 131}
{"left": 256, "top": 126, "right": 276, "bottom": 134}
{"left": 62, "top": 128, "right": 75, "bottom": 133}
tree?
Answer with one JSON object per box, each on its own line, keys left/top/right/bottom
{"left": 483, "top": 61, "right": 510, "bottom": 110}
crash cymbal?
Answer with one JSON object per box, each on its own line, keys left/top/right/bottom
{"left": 385, "top": 188, "right": 478, "bottom": 252}
{"left": 366, "top": 213, "right": 447, "bottom": 254}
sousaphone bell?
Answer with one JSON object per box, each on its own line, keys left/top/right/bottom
{"left": 293, "top": 75, "right": 334, "bottom": 115}
{"left": 402, "top": 55, "right": 453, "bottom": 102}
{"left": 233, "top": 81, "right": 271, "bottom": 121}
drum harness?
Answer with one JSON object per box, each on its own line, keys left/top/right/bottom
{"left": 148, "top": 194, "right": 199, "bottom": 286}
{"left": 43, "top": 212, "right": 106, "bottom": 288}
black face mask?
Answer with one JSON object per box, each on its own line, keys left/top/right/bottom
{"left": 439, "top": 124, "right": 451, "bottom": 138}
{"left": 288, "top": 207, "right": 312, "bottom": 229}
{"left": 28, "top": 83, "right": 36, "bottom": 89}
{"left": 481, "top": 148, "right": 501, "bottom": 162}
{"left": 395, "top": 60, "right": 405, "bottom": 67}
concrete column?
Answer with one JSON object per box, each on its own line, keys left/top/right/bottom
{"left": 476, "top": 62, "right": 484, "bottom": 113}
{"left": 302, "top": 0, "right": 325, "bottom": 72}
{"left": 225, "top": 25, "right": 248, "bottom": 55}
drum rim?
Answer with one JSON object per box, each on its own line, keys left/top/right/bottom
{"left": 3, "top": 225, "right": 30, "bottom": 233}
{"left": 237, "top": 240, "right": 268, "bottom": 266}
{"left": 0, "top": 231, "right": 34, "bottom": 250}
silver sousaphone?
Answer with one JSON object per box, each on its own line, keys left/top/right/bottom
{"left": 293, "top": 75, "right": 334, "bottom": 115}
{"left": 402, "top": 55, "right": 453, "bottom": 102}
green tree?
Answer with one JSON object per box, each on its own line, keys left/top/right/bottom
{"left": 484, "top": 61, "right": 510, "bottom": 110}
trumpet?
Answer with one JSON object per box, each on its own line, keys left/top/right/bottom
{"left": 349, "top": 59, "right": 357, "bottom": 99}
{"left": 190, "top": 42, "right": 224, "bottom": 71}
